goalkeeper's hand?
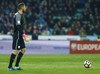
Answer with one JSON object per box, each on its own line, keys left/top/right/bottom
{"left": 22, "top": 33, "right": 30, "bottom": 42}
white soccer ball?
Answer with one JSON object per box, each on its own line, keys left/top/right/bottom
{"left": 84, "top": 60, "right": 91, "bottom": 68}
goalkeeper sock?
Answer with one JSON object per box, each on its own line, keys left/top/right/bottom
{"left": 15, "top": 52, "right": 23, "bottom": 67}
{"left": 8, "top": 53, "right": 16, "bottom": 68}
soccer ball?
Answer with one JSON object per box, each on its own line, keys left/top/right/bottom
{"left": 84, "top": 60, "right": 91, "bottom": 68}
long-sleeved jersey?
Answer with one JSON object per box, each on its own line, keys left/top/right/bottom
{"left": 13, "top": 12, "right": 24, "bottom": 36}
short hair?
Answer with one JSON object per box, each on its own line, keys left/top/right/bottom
{"left": 17, "top": 2, "right": 25, "bottom": 10}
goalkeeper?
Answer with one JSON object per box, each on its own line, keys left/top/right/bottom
{"left": 8, "top": 2, "right": 30, "bottom": 71}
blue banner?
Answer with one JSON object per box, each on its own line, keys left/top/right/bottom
{"left": 86, "top": 36, "right": 97, "bottom": 41}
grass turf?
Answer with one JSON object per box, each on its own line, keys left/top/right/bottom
{"left": 0, "top": 54, "right": 100, "bottom": 74}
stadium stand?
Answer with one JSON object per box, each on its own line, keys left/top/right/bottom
{"left": 0, "top": 0, "right": 100, "bottom": 35}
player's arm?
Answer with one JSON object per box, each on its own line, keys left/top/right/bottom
{"left": 16, "top": 26, "right": 30, "bottom": 42}
{"left": 16, "top": 25, "right": 23, "bottom": 34}
{"left": 16, "top": 14, "right": 30, "bottom": 42}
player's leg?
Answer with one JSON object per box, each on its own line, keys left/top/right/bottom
{"left": 8, "top": 50, "right": 19, "bottom": 71}
{"left": 8, "top": 35, "right": 20, "bottom": 71}
{"left": 14, "top": 48, "right": 26, "bottom": 70}
{"left": 15, "top": 48, "right": 26, "bottom": 67}
{"left": 14, "top": 37, "right": 26, "bottom": 70}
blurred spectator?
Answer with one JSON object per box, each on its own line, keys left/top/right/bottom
{"left": 43, "top": 23, "right": 49, "bottom": 30}
{"left": 38, "top": 16, "right": 45, "bottom": 24}
{"left": 0, "top": 30, "right": 4, "bottom": 34}
{"left": 67, "top": 28, "right": 74, "bottom": 35}
{"left": 0, "top": 14, "right": 4, "bottom": 23}
{"left": 0, "top": 6, "right": 4, "bottom": 13}
{"left": 54, "top": 16, "right": 60, "bottom": 23}
{"left": 38, "top": 3, "right": 44, "bottom": 9}
{"left": 60, "top": 28, "right": 66, "bottom": 35}
{"left": 0, "top": 23, "right": 4, "bottom": 33}
{"left": 53, "top": 28, "right": 59, "bottom": 35}
{"left": 48, "top": 20, "right": 54, "bottom": 28}
{"left": 41, "top": 29, "right": 45, "bottom": 35}
{"left": 44, "top": 27, "right": 50, "bottom": 35}
{"left": 9, "top": 2, "right": 15, "bottom": 10}
{"left": 38, "top": 30, "right": 41, "bottom": 35}
{"left": 32, "top": 30, "right": 38, "bottom": 40}
{"left": 86, "top": 23, "right": 91, "bottom": 31}
{"left": 80, "top": 28, "right": 86, "bottom": 35}
{"left": 53, "top": 23, "right": 60, "bottom": 31}
{"left": 85, "top": 1, "right": 90, "bottom": 8}
{"left": 41, "top": 0, "right": 47, "bottom": 6}
{"left": 76, "top": 0, "right": 84, "bottom": 8}
{"left": 57, "top": 21, "right": 61, "bottom": 29}
{"left": 33, "top": 23, "right": 38, "bottom": 30}
{"left": 4, "top": 7, "right": 10, "bottom": 14}
{"left": 5, "top": 22, "right": 12, "bottom": 32}
{"left": 61, "top": 20, "right": 67, "bottom": 28}
{"left": 74, "top": 28, "right": 79, "bottom": 35}
{"left": 26, "top": 26, "right": 32, "bottom": 35}
{"left": 71, "top": 24, "right": 75, "bottom": 32}
{"left": 7, "top": 29, "right": 13, "bottom": 35}
{"left": 38, "top": 10, "right": 44, "bottom": 19}
{"left": 87, "top": 28, "right": 93, "bottom": 35}
{"left": 93, "top": 25, "right": 100, "bottom": 35}
{"left": 5, "top": 15, "right": 11, "bottom": 23}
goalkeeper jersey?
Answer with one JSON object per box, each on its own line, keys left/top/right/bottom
{"left": 13, "top": 12, "right": 24, "bottom": 36}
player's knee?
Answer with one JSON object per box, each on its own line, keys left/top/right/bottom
{"left": 13, "top": 50, "right": 19, "bottom": 55}
{"left": 21, "top": 48, "right": 26, "bottom": 54}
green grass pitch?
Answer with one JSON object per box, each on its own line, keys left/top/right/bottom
{"left": 0, "top": 54, "right": 100, "bottom": 74}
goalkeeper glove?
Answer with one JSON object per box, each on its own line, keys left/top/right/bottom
{"left": 22, "top": 33, "right": 30, "bottom": 42}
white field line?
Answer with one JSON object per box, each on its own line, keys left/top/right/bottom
{"left": 1, "top": 56, "right": 100, "bottom": 59}
{"left": 0, "top": 62, "right": 100, "bottom": 68}
{"left": 23, "top": 57, "right": 100, "bottom": 59}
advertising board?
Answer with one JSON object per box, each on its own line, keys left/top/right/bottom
{"left": 70, "top": 41, "right": 100, "bottom": 54}
{"left": 0, "top": 40, "right": 70, "bottom": 54}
